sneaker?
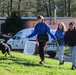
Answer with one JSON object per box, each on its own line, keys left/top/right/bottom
{"left": 62, "top": 59, "right": 65, "bottom": 64}
{"left": 5, "top": 53, "right": 7, "bottom": 57}
{"left": 59, "top": 62, "right": 63, "bottom": 65}
{"left": 59, "top": 60, "right": 64, "bottom": 65}
{"left": 71, "top": 66, "right": 75, "bottom": 70}
{"left": 39, "top": 61, "right": 44, "bottom": 65}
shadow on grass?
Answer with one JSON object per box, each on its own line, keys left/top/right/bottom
{"left": 43, "top": 64, "right": 70, "bottom": 70}
{"left": 0, "top": 56, "right": 8, "bottom": 60}
{"left": 0, "top": 56, "right": 70, "bottom": 70}
{"left": 0, "top": 56, "right": 41, "bottom": 67}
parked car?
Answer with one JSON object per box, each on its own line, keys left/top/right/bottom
{"left": 0, "top": 34, "right": 10, "bottom": 43}
{"left": 7, "top": 28, "right": 57, "bottom": 57}
{"left": 7, "top": 28, "right": 36, "bottom": 51}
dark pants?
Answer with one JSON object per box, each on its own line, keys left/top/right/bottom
{"left": 39, "top": 41, "right": 46, "bottom": 61}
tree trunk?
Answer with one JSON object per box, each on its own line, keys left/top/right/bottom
{"left": 7, "top": 1, "right": 10, "bottom": 17}
{"left": 43, "top": 0, "right": 49, "bottom": 17}
{"left": 68, "top": 0, "right": 71, "bottom": 17}
{"left": 10, "top": 0, "right": 12, "bottom": 15}
{"left": 2, "top": 0, "right": 4, "bottom": 16}
{"left": 64, "top": 0, "right": 66, "bottom": 16}
{"left": 45, "top": 4, "right": 50, "bottom": 17}
{"left": 49, "top": 0, "right": 52, "bottom": 16}
{"left": 18, "top": 0, "right": 21, "bottom": 16}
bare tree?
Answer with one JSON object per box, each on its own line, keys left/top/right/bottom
{"left": 49, "top": 0, "right": 52, "bottom": 16}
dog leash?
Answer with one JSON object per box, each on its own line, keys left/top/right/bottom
{"left": 54, "top": 41, "right": 59, "bottom": 57}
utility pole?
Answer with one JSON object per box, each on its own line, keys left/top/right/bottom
{"left": 54, "top": 5, "right": 57, "bottom": 24}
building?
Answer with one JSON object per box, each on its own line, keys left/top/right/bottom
{"left": 22, "top": 17, "right": 76, "bottom": 29}
{"left": 0, "top": 17, "right": 76, "bottom": 32}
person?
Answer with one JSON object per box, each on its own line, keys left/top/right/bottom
{"left": 55, "top": 22, "right": 67, "bottom": 65}
{"left": 64, "top": 21, "right": 76, "bottom": 70}
{"left": 27, "top": 15, "right": 56, "bottom": 64}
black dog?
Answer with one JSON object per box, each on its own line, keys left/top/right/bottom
{"left": 0, "top": 41, "right": 12, "bottom": 57}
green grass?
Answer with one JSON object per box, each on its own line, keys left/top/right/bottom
{"left": 0, "top": 51, "right": 76, "bottom": 75}
{"left": 64, "top": 46, "right": 71, "bottom": 56}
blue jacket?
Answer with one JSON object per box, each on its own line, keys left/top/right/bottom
{"left": 55, "top": 29, "right": 65, "bottom": 46}
{"left": 28, "top": 22, "right": 56, "bottom": 40}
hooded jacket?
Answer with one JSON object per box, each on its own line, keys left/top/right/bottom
{"left": 55, "top": 29, "right": 65, "bottom": 46}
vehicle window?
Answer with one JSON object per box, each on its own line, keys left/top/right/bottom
{"left": 23, "top": 29, "right": 34, "bottom": 38}
{"left": 13, "top": 32, "right": 22, "bottom": 40}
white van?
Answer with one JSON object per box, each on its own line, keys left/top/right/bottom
{"left": 7, "top": 28, "right": 56, "bottom": 53}
{"left": 7, "top": 28, "right": 36, "bottom": 50}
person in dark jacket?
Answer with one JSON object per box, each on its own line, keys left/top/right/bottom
{"left": 55, "top": 22, "right": 67, "bottom": 65}
{"left": 64, "top": 21, "right": 76, "bottom": 70}
{"left": 27, "top": 15, "right": 56, "bottom": 64}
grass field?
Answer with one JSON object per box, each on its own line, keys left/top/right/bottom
{"left": 64, "top": 46, "right": 71, "bottom": 56}
{"left": 0, "top": 51, "right": 76, "bottom": 75}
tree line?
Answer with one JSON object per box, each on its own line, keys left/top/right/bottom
{"left": 0, "top": 0, "right": 76, "bottom": 17}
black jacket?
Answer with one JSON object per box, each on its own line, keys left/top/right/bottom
{"left": 64, "top": 28, "right": 76, "bottom": 47}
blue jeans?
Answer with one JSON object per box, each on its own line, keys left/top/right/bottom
{"left": 59, "top": 46, "right": 65, "bottom": 63}
{"left": 69, "top": 46, "right": 76, "bottom": 67}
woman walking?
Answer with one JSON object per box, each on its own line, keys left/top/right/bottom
{"left": 64, "top": 21, "right": 76, "bottom": 70}
{"left": 27, "top": 15, "right": 56, "bottom": 64}
{"left": 55, "top": 22, "right": 67, "bottom": 65}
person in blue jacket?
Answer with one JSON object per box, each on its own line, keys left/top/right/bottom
{"left": 55, "top": 22, "right": 67, "bottom": 65}
{"left": 27, "top": 15, "right": 56, "bottom": 64}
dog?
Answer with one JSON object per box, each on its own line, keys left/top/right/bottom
{"left": 0, "top": 40, "right": 12, "bottom": 57}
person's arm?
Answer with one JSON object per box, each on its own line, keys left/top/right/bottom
{"left": 27, "top": 27, "right": 37, "bottom": 38}
{"left": 47, "top": 26, "right": 56, "bottom": 40}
